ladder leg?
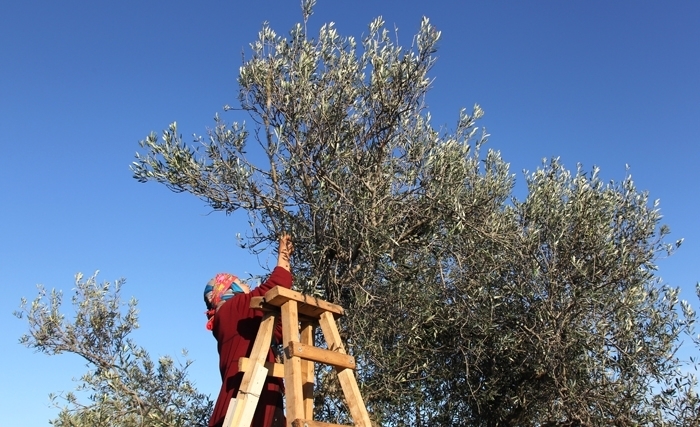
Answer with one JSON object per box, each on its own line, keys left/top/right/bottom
{"left": 300, "top": 321, "right": 315, "bottom": 419}
{"left": 226, "top": 361, "right": 268, "bottom": 427}
{"left": 282, "top": 300, "right": 304, "bottom": 427}
{"left": 319, "top": 312, "right": 372, "bottom": 427}
{"left": 223, "top": 312, "right": 276, "bottom": 427}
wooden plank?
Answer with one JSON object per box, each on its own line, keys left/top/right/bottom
{"left": 319, "top": 311, "right": 372, "bottom": 427}
{"left": 300, "top": 322, "right": 315, "bottom": 420}
{"left": 318, "top": 311, "right": 347, "bottom": 354}
{"left": 248, "top": 313, "right": 277, "bottom": 364}
{"left": 334, "top": 368, "right": 371, "bottom": 427}
{"left": 238, "top": 357, "right": 284, "bottom": 378}
{"left": 222, "top": 313, "right": 276, "bottom": 427}
{"left": 251, "top": 297, "right": 319, "bottom": 324}
{"left": 282, "top": 300, "right": 304, "bottom": 427}
{"left": 223, "top": 361, "right": 268, "bottom": 427}
{"left": 291, "top": 419, "right": 351, "bottom": 427}
{"left": 265, "top": 286, "right": 344, "bottom": 318}
{"left": 287, "top": 341, "right": 356, "bottom": 370}
{"left": 222, "top": 399, "right": 238, "bottom": 427}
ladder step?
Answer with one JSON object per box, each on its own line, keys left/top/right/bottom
{"left": 238, "top": 357, "right": 284, "bottom": 378}
{"left": 286, "top": 341, "right": 356, "bottom": 370}
{"left": 249, "top": 297, "right": 319, "bottom": 323}
{"left": 264, "top": 286, "right": 345, "bottom": 318}
{"left": 291, "top": 419, "right": 352, "bottom": 427}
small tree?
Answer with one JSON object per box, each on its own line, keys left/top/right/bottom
{"left": 15, "top": 272, "right": 212, "bottom": 427}
{"left": 131, "top": 3, "right": 698, "bottom": 425}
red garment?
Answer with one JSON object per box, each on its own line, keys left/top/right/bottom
{"left": 208, "top": 266, "right": 292, "bottom": 427}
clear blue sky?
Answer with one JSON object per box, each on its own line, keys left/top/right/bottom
{"left": 2, "top": 1, "right": 698, "bottom": 424}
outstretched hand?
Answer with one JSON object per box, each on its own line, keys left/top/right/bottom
{"left": 277, "top": 232, "right": 294, "bottom": 272}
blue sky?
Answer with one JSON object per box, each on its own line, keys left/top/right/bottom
{"left": 2, "top": 1, "right": 699, "bottom": 424}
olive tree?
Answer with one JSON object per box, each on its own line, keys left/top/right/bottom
{"left": 131, "top": 2, "right": 698, "bottom": 425}
{"left": 15, "top": 272, "right": 212, "bottom": 427}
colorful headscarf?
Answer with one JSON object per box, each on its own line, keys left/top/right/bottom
{"left": 203, "top": 273, "right": 244, "bottom": 330}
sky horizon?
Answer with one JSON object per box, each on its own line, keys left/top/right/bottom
{"left": 2, "top": 1, "right": 699, "bottom": 425}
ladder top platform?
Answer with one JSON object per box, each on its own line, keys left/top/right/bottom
{"left": 250, "top": 286, "right": 345, "bottom": 318}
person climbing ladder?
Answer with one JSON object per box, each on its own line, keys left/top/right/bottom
{"left": 204, "top": 233, "right": 294, "bottom": 427}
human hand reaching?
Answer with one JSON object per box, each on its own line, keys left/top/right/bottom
{"left": 277, "top": 232, "right": 294, "bottom": 272}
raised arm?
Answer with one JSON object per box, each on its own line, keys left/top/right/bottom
{"left": 276, "top": 232, "right": 293, "bottom": 272}
{"left": 249, "top": 233, "right": 294, "bottom": 298}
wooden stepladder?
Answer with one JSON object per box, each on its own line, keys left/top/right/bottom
{"left": 222, "top": 286, "right": 372, "bottom": 427}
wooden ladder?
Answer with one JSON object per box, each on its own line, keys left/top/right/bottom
{"left": 222, "top": 286, "right": 372, "bottom": 427}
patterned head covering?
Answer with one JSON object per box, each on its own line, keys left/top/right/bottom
{"left": 203, "top": 273, "right": 244, "bottom": 330}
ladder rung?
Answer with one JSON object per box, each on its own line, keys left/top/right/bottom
{"left": 264, "top": 286, "right": 345, "bottom": 318}
{"left": 286, "top": 341, "right": 356, "bottom": 370}
{"left": 291, "top": 419, "right": 352, "bottom": 427}
{"left": 238, "top": 357, "right": 284, "bottom": 378}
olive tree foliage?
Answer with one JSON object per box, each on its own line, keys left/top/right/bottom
{"left": 466, "top": 162, "right": 698, "bottom": 427}
{"left": 15, "top": 272, "right": 212, "bottom": 427}
{"left": 131, "top": 3, "right": 698, "bottom": 425}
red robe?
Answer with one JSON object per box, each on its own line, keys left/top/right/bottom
{"left": 208, "top": 266, "right": 292, "bottom": 427}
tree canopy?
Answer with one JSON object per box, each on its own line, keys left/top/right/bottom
{"left": 19, "top": 2, "right": 699, "bottom": 426}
